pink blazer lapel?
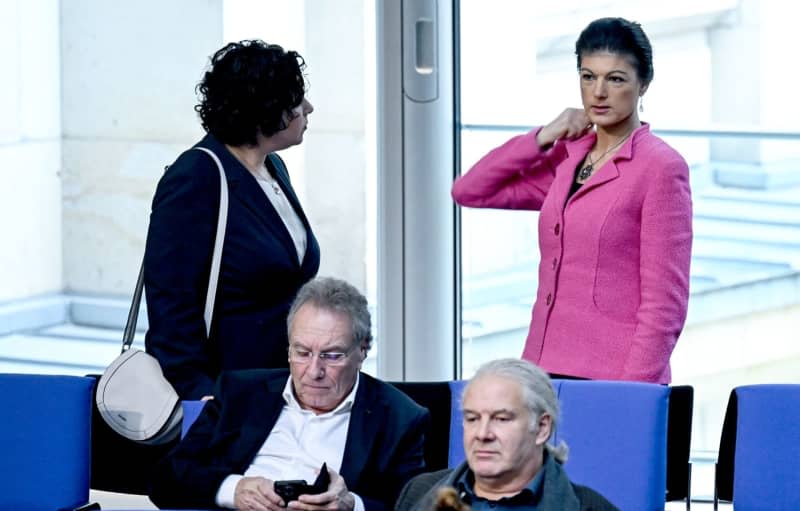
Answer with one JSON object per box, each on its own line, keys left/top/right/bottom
{"left": 553, "top": 134, "right": 595, "bottom": 206}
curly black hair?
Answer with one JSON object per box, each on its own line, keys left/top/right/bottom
{"left": 575, "top": 17, "right": 653, "bottom": 86}
{"left": 195, "top": 40, "right": 307, "bottom": 146}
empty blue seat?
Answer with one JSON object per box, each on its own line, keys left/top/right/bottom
{"left": 553, "top": 379, "right": 670, "bottom": 511}
{"left": 715, "top": 384, "right": 800, "bottom": 510}
{"left": 0, "top": 373, "right": 95, "bottom": 511}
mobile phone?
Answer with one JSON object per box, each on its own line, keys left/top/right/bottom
{"left": 274, "top": 462, "right": 330, "bottom": 504}
{"left": 274, "top": 480, "right": 314, "bottom": 504}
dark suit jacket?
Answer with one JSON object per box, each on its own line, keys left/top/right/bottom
{"left": 144, "top": 134, "right": 320, "bottom": 399}
{"left": 149, "top": 369, "right": 430, "bottom": 511}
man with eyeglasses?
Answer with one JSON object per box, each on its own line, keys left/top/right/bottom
{"left": 150, "top": 277, "right": 430, "bottom": 511}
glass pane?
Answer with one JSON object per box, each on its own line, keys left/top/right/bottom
{"left": 458, "top": 0, "right": 800, "bottom": 464}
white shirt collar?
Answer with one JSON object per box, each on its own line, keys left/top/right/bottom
{"left": 282, "top": 373, "right": 361, "bottom": 415}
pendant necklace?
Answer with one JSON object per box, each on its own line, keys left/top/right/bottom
{"left": 268, "top": 178, "right": 281, "bottom": 195}
{"left": 228, "top": 145, "right": 280, "bottom": 194}
{"left": 578, "top": 130, "right": 634, "bottom": 181}
{"left": 255, "top": 165, "right": 282, "bottom": 195}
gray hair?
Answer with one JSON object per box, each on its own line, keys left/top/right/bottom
{"left": 464, "top": 358, "right": 569, "bottom": 463}
{"left": 287, "top": 276, "right": 373, "bottom": 351}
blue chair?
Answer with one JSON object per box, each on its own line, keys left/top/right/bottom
{"left": 552, "top": 380, "right": 670, "bottom": 511}
{"left": 181, "top": 400, "right": 207, "bottom": 438}
{"left": 426, "top": 378, "right": 671, "bottom": 511}
{"left": 447, "top": 380, "right": 467, "bottom": 467}
{"left": 0, "top": 373, "right": 96, "bottom": 511}
{"left": 715, "top": 384, "right": 800, "bottom": 510}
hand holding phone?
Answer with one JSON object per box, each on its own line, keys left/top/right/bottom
{"left": 274, "top": 462, "right": 330, "bottom": 505}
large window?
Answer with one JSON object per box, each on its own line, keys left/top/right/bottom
{"left": 458, "top": 0, "right": 800, "bottom": 456}
{"left": 3, "top": 2, "right": 799, "bottom": 467}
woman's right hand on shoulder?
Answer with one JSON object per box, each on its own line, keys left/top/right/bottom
{"left": 536, "top": 108, "right": 593, "bottom": 147}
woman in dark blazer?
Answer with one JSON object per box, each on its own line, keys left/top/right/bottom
{"left": 144, "top": 40, "right": 320, "bottom": 399}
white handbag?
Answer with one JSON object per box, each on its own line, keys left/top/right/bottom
{"left": 96, "top": 147, "right": 229, "bottom": 444}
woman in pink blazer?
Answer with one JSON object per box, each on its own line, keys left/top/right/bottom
{"left": 452, "top": 18, "right": 692, "bottom": 383}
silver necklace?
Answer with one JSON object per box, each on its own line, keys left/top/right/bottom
{"left": 227, "top": 145, "right": 280, "bottom": 193}
{"left": 255, "top": 166, "right": 281, "bottom": 195}
{"left": 267, "top": 177, "right": 281, "bottom": 195}
{"left": 578, "top": 130, "right": 633, "bottom": 181}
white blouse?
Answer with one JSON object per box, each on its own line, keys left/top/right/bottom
{"left": 253, "top": 170, "right": 307, "bottom": 264}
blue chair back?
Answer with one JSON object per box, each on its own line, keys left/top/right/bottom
{"left": 0, "top": 373, "right": 95, "bottom": 511}
{"left": 447, "top": 380, "right": 467, "bottom": 467}
{"left": 727, "top": 384, "right": 800, "bottom": 510}
{"left": 181, "top": 400, "right": 206, "bottom": 438}
{"left": 553, "top": 379, "right": 669, "bottom": 511}
{"left": 446, "top": 378, "right": 669, "bottom": 511}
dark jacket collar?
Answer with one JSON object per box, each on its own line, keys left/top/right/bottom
{"left": 340, "top": 373, "right": 389, "bottom": 484}
{"left": 231, "top": 371, "right": 386, "bottom": 486}
{"left": 442, "top": 450, "right": 581, "bottom": 511}
{"left": 195, "top": 133, "right": 313, "bottom": 267}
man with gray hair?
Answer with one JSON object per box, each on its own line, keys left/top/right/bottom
{"left": 150, "top": 277, "right": 429, "bottom": 511}
{"left": 395, "top": 359, "right": 617, "bottom": 511}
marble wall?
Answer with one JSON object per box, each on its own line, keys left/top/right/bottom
{"left": 0, "top": 0, "right": 63, "bottom": 302}
{"left": 2, "top": 0, "right": 371, "bottom": 305}
{"left": 60, "top": 0, "right": 222, "bottom": 295}
{"left": 302, "top": 0, "right": 368, "bottom": 291}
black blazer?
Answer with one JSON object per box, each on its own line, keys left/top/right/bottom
{"left": 143, "top": 134, "right": 320, "bottom": 399}
{"left": 149, "top": 369, "right": 430, "bottom": 511}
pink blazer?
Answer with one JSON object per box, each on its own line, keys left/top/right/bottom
{"left": 453, "top": 124, "right": 692, "bottom": 383}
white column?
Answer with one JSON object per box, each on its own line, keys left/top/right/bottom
{"left": 303, "top": 0, "right": 368, "bottom": 291}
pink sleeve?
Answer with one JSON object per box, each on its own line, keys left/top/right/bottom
{"left": 623, "top": 155, "right": 693, "bottom": 382}
{"left": 451, "top": 127, "right": 559, "bottom": 210}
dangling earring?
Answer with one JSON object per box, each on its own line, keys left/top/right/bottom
{"left": 639, "top": 96, "right": 644, "bottom": 113}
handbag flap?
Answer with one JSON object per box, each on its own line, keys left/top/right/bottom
{"left": 96, "top": 348, "right": 182, "bottom": 442}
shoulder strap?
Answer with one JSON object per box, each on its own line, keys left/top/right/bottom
{"left": 121, "top": 147, "right": 229, "bottom": 352}
{"left": 193, "top": 147, "right": 229, "bottom": 337}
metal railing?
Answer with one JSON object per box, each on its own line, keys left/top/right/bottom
{"left": 460, "top": 123, "right": 800, "bottom": 141}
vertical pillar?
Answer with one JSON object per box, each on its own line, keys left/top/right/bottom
{"left": 302, "top": 0, "right": 369, "bottom": 291}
